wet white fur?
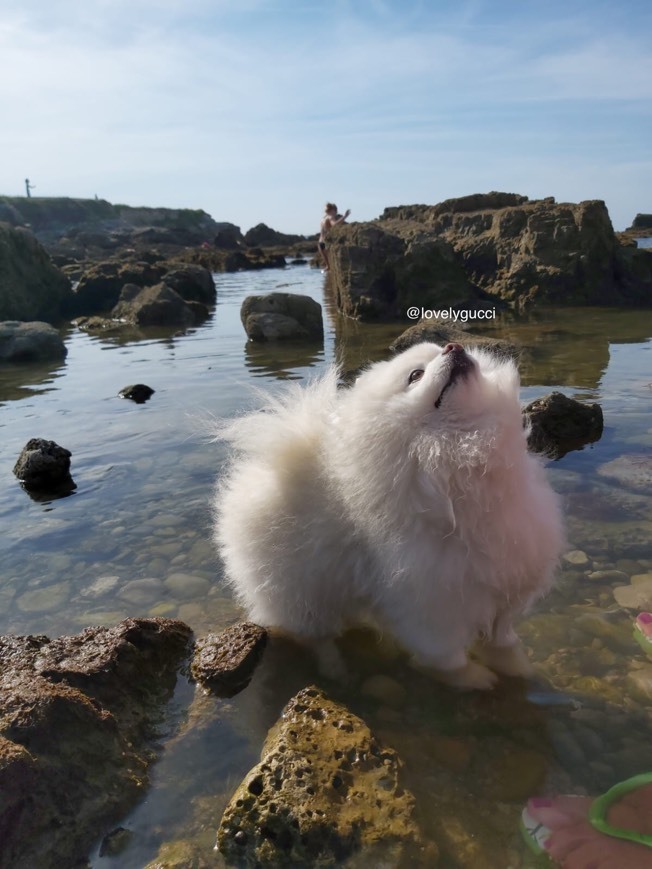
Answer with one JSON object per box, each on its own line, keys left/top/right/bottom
{"left": 214, "top": 343, "right": 564, "bottom": 689}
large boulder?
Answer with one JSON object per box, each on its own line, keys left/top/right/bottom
{"left": 161, "top": 264, "right": 216, "bottom": 305}
{"left": 0, "top": 224, "right": 72, "bottom": 322}
{"left": 0, "top": 618, "right": 192, "bottom": 868}
{"left": 13, "top": 437, "right": 74, "bottom": 492}
{"left": 241, "top": 292, "right": 323, "bottom": 341}
{"left": 328, "top": 223, "right": 477, "bottom": 320}
{"left": 112, "top": 283, "right": 209, "bottom": 327}
{"left": 390, "top": 318, "right": 519, "bottom": 358}
{"left": 0, "top": 321, "right": 67, "bottom": 362}
{"left": 217, "top": 685, "right": 437, "bottom": 867}
{"left": 329, "top": 194, "right": 652, "bottom": 318}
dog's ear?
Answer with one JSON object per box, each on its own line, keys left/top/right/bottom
{"left": 415, "top": 470, "right": 456, "bottom": 531}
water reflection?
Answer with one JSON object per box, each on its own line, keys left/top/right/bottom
{"left": 2, "top": 265, "right": 652, "bottom": 868}
{"left": 244, "top": 339, "right": 325, "bottom": 380}
{"left": 0, "top": 356, "right": 68, "bottom": 405}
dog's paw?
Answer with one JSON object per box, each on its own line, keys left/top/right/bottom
{"left": 438, "top": 660, "right": 498, "bottom": 691}
{"left": 480, "top": 642, "right": 533, "bottom": 678}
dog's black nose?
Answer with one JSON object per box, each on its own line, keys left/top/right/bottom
{"left": 443, "top": 342, "right": 465, "bottom": 355}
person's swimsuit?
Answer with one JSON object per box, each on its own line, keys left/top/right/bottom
{"left": 319, "top": 216, "right": 331, "bottom": 249}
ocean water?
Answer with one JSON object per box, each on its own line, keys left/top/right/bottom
{"left": 1, "top": 261, "right": 652, "bottom": 867}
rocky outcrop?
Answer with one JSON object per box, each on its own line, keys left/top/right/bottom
{"left": 241, "top": 292, "right": 323, "bottom": 341}
{"left": 327, "top": 223, "right": 479, "bottom": 320}
{"left": 0, "top": 224, "right": 72, "bottom": 322}
{"left": 185, "top": 247, "right": 287, "bottom": 273}
{"left": 328, "top": 194, "right": 652, "bottom": 319}
{"left": 217, "top": 685, "right": 437, "bottom": 867}
{"left": 64, "top": 260, "right": 166, "bottom": 317}
{"left": 524, "top": 391, "right": 604, "bottom": 458}
{"left": 0, "top": 617, "right": 192, "bottom": 868}
{"left": 0, "top": 321, "right": 67, "bottom": 362}
{"left": 64, "top": 261, "right": 214, "bottom": 321}
{"left": 13, "top": 438, "right": 75, "bottom": 493}
{"left": 244, "top": 223, "right": 306, "bottom": 248}
{"left": 628, "top": 214, "right": 652, "bottom": 235}
{"left": 191, "top": 622, "right": 268, "bottom": 696}
{"left": 112, "top": 283, "right": 209, "bottom": 327}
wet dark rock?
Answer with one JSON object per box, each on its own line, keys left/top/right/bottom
{"left": 0, "top": 223, "right": 73, "bottom": 322}
{"left": 112, "top": 283, "right": 209, "bottom": 327}
{"left": 13, "top": 437, "right": 75, "bottom": 492}
{"left": 390, "top": 317, "right": 518, "bottom": 358}
{"left": 0, "top": 320, "right": 67, "bottom": 362}
{"left": 0, "top": 617, "right": 192, "bottom": 869}
{"left": 524, "top": 391, "right": 604, "bottom": 458}
{"left": 99, "top": 826, "right": 134, "bottom": 857}
{"left": 191, "top": 622, "right": 268, "bottom": 696}
{"left": 241, "top": 292, "right": 323, "bottom": 342}
{"left": 217, "top": 685, "right": 437, "bottom": 867}
{"left": 119, "top": 383, "right": 155, "bottom": 403}
{"left": 161, "top": 264, "right": 216, "bottom": 305}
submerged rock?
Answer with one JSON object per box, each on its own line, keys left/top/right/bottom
{"left": 0, "top": 617, "right": 192, "bottom": 868}
{"left": 524, "top": 391, "right": 604, "bottom": 458}
{"left": 191, "top": 622, "right": 268, "bottom": 696}
{"left": 13, "top": 437, "right": 75, "bottom": 492}
{"left": 119, "top": 383, "right": 155, "bottom": 403}
{"left": 217, "top": 685, "right": 437, "bottom": 866}
{"left": 390, "top": 318, "right": 518, "bottom": 358}
{"left": 241, "top": 292, "right": 323, "bottom": 342}
{"left": 0, "top": 320, "right": 67, "bottom": 362}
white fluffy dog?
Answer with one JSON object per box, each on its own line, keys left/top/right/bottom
{"left": 214, "top": 342, "right": 564, "bottom": 690}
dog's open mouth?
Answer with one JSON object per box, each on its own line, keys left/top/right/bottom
{"left": 434, "top": 345, "right": 475, "bottom": 408}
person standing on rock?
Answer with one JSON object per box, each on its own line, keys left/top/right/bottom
{"left": 318, "top": 202, "right": 350, "bottom": 272}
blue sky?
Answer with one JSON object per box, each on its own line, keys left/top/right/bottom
{"left": 0, "top": 0, "right": 650, "bottom": 233}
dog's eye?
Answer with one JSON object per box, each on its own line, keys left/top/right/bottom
{"left": 408, "top": 369, "right": 424, "bottom": 385}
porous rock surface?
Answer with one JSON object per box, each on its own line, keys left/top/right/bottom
{"left": 217, "top": 685, "right": 437, "bottom": 867}
{"left": 13, "top": 437, "right": 74, "bottom": 491}
{"left": 0, "top": 617, "right": 192, "bottom": 868}
{"left": 524, "top": 391, "right": 604, "bottom": 458}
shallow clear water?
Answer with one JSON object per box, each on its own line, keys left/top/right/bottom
{"left": 1, "top": 262, "right": 652, "bottom": 867}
